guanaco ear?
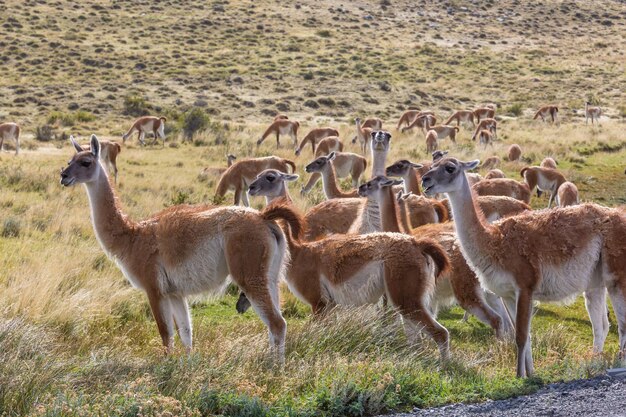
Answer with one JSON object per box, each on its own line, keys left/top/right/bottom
{"left": 463, "top": 160, "right": 480, "bottom": 171}
{"left": 380, "top": 177, "right": 402, "bottom": 187}
{"left": 409, "top": 162, "right": 423, "bottom": 169}
{"left": 70, "top": 135, "right": 84, "bottom": 153}
{"left": 90, "top": 134, "right": 100, "bottom": 159}
{"left": 327, "top": 151, "right": 336, "bottom": 161}
{"left": 281, "top": 173, "right": 299, "bottom": 182}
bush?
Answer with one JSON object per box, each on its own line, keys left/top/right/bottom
{"left": 47, "top": 111, "right": 96, "bottom": 126}
{"left": 35, "top": 125, "right": 55, "bottom": 142}
{"left": 123, "top": 94, "right": 151, "bottom": 117}
{"left": 168, "top": 189, "right": 195, "bottom": 206}
{"left": 2, "top": 218, "right": 21, "bottom": 238}
{"left": 181, "top": 107, "right": 210, "bottom": 141}
{"left": 506, "top": 103, "right": 524, "bottom": 117}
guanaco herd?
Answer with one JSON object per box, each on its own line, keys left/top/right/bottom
{"left": 9, "top": 99, "right": 620, "bottom": 380}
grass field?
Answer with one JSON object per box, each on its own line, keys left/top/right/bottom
{"left": 1, "top": 0, "right": 625, "bottom": 416}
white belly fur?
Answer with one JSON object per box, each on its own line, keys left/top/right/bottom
{"left": 466, "top": 237, "right": 603, "bottom": 302}
{"left": 157, "top": 236, "right": 230, "bottom": 295}
{"left": 321, "top": 261, "right": 385, "bottom": 306}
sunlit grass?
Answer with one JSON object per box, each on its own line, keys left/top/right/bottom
{"left": 0, "top": 119, "right": 624, "bottom": 415}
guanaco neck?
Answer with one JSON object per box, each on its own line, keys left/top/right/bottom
{"left": 379, "top": 187, "right": 404, "bottom": 233}
{"left": 445, "top": 174, "right": 498, "bottom": 260}
{"left": 320, "top": 164, "right": 351, "bottom": 199}
{"left": 84, "top": 165, "right": 135, "bottom": 258}
{"left": 302, "top": 172, "right": 321, "bottom": 194}
{"left": 264, "top": 183, "right": 292, "bottom": 205}
{"left": 397, "top": 198, "right": 413, "bottom": 233}
{"left": 350, "top": 196, "right": 381, "bottom": 234}
{"left": 403, "top": 168, "right": 422, "bottom": 196}
{"left": 371, "top": 148, "right": 388, "bottom": 177}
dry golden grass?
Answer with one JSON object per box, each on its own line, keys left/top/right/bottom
{"left": 0, "top": 0, "right": 625, "bottom": 415}
{"left": 1, "top": 118, "right": 624, "bottom": 415}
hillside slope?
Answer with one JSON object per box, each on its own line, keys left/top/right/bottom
{"left": 0, "top": 0, "right": 624, "bottom": 129}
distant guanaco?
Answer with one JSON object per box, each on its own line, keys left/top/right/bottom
{"left": 585, "top": 102, "right": 601, "bottom": 125}
{"left": 122, "top": 116, "right": 167, "bottom": 146}
{"left": 396, "top": 110, "right": 435, "bottom": 131}
{"left": 445, "top": 110, "right": 475, "bottom": 127}
{"left": 257, "top": 119, "right": 300, "bottom": 148}
{"left": 473, "top": 107, "right": 495, "bottom": 122}
{"left": 294, "top": 127, "right": 339, "bottom": 156}
{"left": 400, "top": 114, "right": 437, "bottom": 134}
{"left": 533, "top": 105, "right": 559, "bottom": 123}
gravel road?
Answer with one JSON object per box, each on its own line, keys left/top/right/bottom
{"left": 386, "top": 374, "right": 626, "bottom": 417}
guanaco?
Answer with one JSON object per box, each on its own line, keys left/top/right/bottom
{"left": 122, "top": 116, "right": 167, "bottom": 146}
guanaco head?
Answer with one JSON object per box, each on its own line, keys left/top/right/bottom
{"left": 357, "top": 175, "right": 403, "bottom": 199}
{"left": 226, "top": 154, "right": 237, "bottom": 164}
{"left": 370, "top": 130, "right": 391, "bottom": 152}
{"left": 248, "top": 169, "right": 298, "bottom": 198}
{"left": 305, "top": 152, "right": 335, "bottom": 173}
{"left": 421, "top": 157, "right": 479, "bottom": 197}
{"left": 60, "top": 135, "right": 103, "bottom": 186}
{"left": 386, "top": 160, "right": 423, "bottom": 178}
{"left": 432, "top": 150, "right": 449, "bottom": 162}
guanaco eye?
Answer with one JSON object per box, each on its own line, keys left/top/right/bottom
{"left": 267, "top": 175, "right": 275, "bottom": 182}
{"left": 80, "top": 160, "right": 91, "bottom": 167}
{"left": 445, "top": 166, "right": 455, "bottom": 174}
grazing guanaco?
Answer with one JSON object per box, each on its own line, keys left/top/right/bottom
{"left": 301, "top": 152, "right": 367, "bottom": 194}
{"left": 61, "top": 135, "right": 295, "bottom": 359}
{"left": 534, "top": 105, "right": 559, "bottom": 123}
{"left": 485, "top": 169, "right": 505, "bottom": 180}
{"left": 471, "top": 118, "right": 497, "bottom": 141}
{"left": 305, "top": 152, "right": 359, "bottom": 199}
{"left": 478, "top": 129, "right": 494, "bottom": 149}
{"left": 480, "top": 156, "right": 501, "bottom": 170}
{"left": 520, "top": 166, "right": 567, "bottom": 208}
{"left": 122, "top": 116, "right": 167, "bottom": 146}
{"left": 362, "top": 117, "right": 383, "bottom": 130}
{"left": 257, "top": 119, "right": 300, "bottom": 148}
{"left": 473, "top": 107, "right": 495, "bottom": 122}
{"left": 400, "top": 114, "right": 437, "bottom": 134}
{"left": 445, "top": 110, "right": 475, "bottom": 128}
{"left": 422, "top": 157, "right": 626, "bottom": 377}
{"left": 508, "top": 144, "right": 522, "bottom": 161}
{"left": 440, "top": 195, "right": 531, "bottom": 224}
{"left": 426, "top": 125, "right": 459, "bottom": 143}
{"left": 245, "top": 179, "right": 453, "bottom": 358}
{"left": 360, "top": 177, "right": 513, "bottom": 337}
{"left": 215, "top": 156, "right": 296, "bottom": 206}
{"left": 0, "top": 122, "right": 20, "bottom": 155}
{"left": 425, "top": 129, "right": 438, "bottom": 153}
{"left": 556, "top": 181, "right": 579, "bottom": 207}
{"left": 199, "top": 154, "right": 237, "bottom": 179}
{"left": 473, "top": 178, "right": 532, "bottom": 204}
{"left": 540, "top": 157, "right": 557, "bottom": 169}
{"left": 352, "top": 118, "right": 374, "bottom": 155}
{"left": 78, "top": 135, "right": 122, "bottom": 183}
{"left": 396, "top": 110, "right": 435, "bottom": 131}
{"left": 294, "top": 127, "right": 340, "bottom": 156}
